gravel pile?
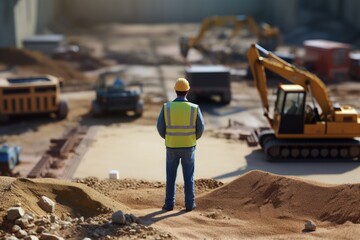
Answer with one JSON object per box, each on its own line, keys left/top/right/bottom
{"left": 1, "top": 202, "right": 176, "bottom": 240}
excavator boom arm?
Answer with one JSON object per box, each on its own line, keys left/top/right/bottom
{"left": 181, "top": 15, "right": 280, "bottom": 58}
{"left": 247, "top": 44, "right": 334, "bottom": 121}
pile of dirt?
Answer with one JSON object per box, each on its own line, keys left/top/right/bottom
{"left": 0, "top": 48, "right": 89, "bottom": 84}
{"left": 197, "top": 170, "right": 360, "bottom": 224}
{"left": 2, "top": 171, "right": 360, "bottom": 239}
{"left": 0, "top": 177, "right": 175, "bottom": 239}
{"left": 0, "top": 177, "right": 128, "bottom": 225}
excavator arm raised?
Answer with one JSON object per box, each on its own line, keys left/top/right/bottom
{"left": 247, "top": 43, "right": 334, "bottom": 125}
{"left": 180, "top": 15, "right": 280, "bottom": 58}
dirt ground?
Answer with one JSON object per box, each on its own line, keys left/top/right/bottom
{"left": 1, "top": 23, "right": 360, "bottom": 239}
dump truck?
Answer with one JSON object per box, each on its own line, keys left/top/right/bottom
{"left": 91, "top": 71, "right": 143, "bottom": 117}
{"left": 0, "top": 144, "right": 21, "bottom": 176}
{"left": 0, "top": 75, "right": 68, "bottom": 122}
{"left": 247, "top": 43, "right": 360, "bottom": 160}
{"left": 185, "top": 65, "right": 231, "bottom": 104}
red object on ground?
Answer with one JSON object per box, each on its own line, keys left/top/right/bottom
{"left": 304, "top": 39, "right": 351, "bottom": 80}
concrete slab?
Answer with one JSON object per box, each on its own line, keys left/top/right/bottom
{"left": 73, "top": 124, "right": 252, "bottom": 183}
{"left": 72, "top": 124, "right": 360, "bottom": 184}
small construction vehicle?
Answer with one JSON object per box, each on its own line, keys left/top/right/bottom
{"left": 0, "top": 144, "right": 21, "bottom": 176}
{"left": 185, "top": 65, "right": 231, "bottom": 104}
{"left": 0, "top": 75, "right": 68, "bottom": 122}
{"left": 91, "top": 70, "right": 143, "bottom": 117}
{"left": 180, "top": 15, "right": 280, "bottom": 59}
{"left": 247, "top": 43, "right": 360, "bottom": 160}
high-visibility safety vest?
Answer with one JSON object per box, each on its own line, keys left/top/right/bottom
{"left": 164, "top": 101, "right": 198, "bottom": 148}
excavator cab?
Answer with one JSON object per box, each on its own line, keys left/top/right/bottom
{"left": 273, "top": 85, "right": 306, "bottom": 134}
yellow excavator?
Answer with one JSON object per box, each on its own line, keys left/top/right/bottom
{"left": 247, "top": 43, "right": 360, "bottom": 159}
{"left": 180, "top": 15, "right": 280, "bottom": 59}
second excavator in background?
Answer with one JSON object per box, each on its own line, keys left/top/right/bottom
{"left": 180, "top": 15, "right": 280, "bottom": 59}
{"left": 247, "top": 43, "right": 360, "bottom": 160}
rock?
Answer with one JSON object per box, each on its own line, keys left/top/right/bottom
{"left": 35, "top": 219, "right": 49, "bottom": 226}
{"left": 16, "top": 229, "right": 28, "bottom": 238}
{"left": 36, "top": 226, "right": 47, "bottom": 234}
{"left": 59, "top": 221, "right": 72, "bottom": 230}
{"left": 23, "top": 213, "right": 35, "bottom": 223}
{"left": 77, "top": 217, "right": 84, "bottom": 224}
{"left": 15, "top": 217, "right": 30, "bottom": 229}
{"left": 50, "top": 215, "right": 56, "bottom": 223}
{"left": 7, "top": 207, "right": 25, "bottom": 221}
{"left": 305, "top": 219, "right": 317, "bottom": 231}
{"left": 12, "top": 225, "right": 21, "bottom": 233}
{"left": 27, "top": 223, "right": 35, "bottom": 229}
{"left": 5, "top": 236, "right": 19, "bottom": 240}
{"left": 39, "top": 233, "right": 64, "bottom": 240}
{"left": 111, "top": 210, "right": 126, "bottom": 225}
{"left": 38, "top": 196, "right": 55, "bottom": 213}
{"left": 28, "top": 230, "right": 37, "bottom": 236}
{"left": 50, "top": 223, "right": 59, "bottom": 230}
{"left": 24, "top": 236, "right": 39, "bottom": 240}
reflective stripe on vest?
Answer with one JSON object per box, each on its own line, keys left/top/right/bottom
{"left": 164, "top": 102, "right": 198, "bottom": 148}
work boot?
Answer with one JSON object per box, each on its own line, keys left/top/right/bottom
{"left": 185, "top": 203, "right": 196, "bottom": 212}
{"left": 162, "top": 204, "right": 174, "bottom": 211}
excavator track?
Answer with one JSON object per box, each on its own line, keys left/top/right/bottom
{"left": 260, "top": 133, "right": 360, "bottom": 160}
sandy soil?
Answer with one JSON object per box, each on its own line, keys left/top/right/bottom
{"left": 1, "top": 171, "right": 360, "bottom": 239}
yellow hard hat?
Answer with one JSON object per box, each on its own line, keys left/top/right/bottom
{"left": 174, "top": 78, "right": 190, "bottom": 91}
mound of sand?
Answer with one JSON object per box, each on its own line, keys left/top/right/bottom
{"left": 197, "top": 170, "right": 360, "bottom": 224}
{"left": 1, "top": 171, "right": 360, "bottom": 239}
{"left": 0, "top": 177, "right": 128, "bottom": 225}
{"left": 0, "top": 48, "right": 89, "bottom": 83}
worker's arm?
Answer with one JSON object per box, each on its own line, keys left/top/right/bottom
{"left": 196, "top": 108, "right": 205, "bottom": 139}
{"left": 157, "top": 106, "right": 166, "bottom": 139}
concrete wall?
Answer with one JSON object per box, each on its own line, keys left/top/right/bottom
{"left": 1, "top": 0, "right": 360, "bottom": 48}
{"left": 0, "top": 0, "right": 38, "bottom": 47}
{"left": 13, "top": 0, "right": 38, "bottom": 46}
{"left": 60, "top": 0, "right": 262, "bottom": 23}
{"left": 262, "top": 0, "right": 298, "bottom": 31}
{"left": 0, "top": 0, "right": 17, "bottom": 47}
{"left": 36, "top": 0, "right": 60, "bottom": 33}
{"left": 343, "top": 0, "right": 360, "bottom": 29}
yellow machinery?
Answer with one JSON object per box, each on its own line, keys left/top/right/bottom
{"left": 0, "top": 75, "right": 68, "bottom": 122}
{"left": 180, "top": 15, "right": 280, "bottom": 58}
{"left": 247, "top": 44, "right": 360, "bottom": 159}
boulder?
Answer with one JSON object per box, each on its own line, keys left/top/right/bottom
{"left": 111, "top": 210, "right": 126, "bottom": 225}
{"left": 7, "top": 207, "right": 25, "bottom": 221}
{"left": 38, "top": 196, "right": 55, "bottom": 213}
{"left": 305, "top": 219, "right": 316, "bottom": 231}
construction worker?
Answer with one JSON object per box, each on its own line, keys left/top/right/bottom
{"left": 157, "top": 78, "right": 205, "bottom": 212}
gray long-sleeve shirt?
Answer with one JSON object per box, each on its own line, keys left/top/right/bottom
{"left": 157, "top": 96, "right": 205, "bottom": 146}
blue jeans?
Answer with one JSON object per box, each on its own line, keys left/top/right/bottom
{"left": 165, "top": 147, "right": 195, "bottom": 209}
